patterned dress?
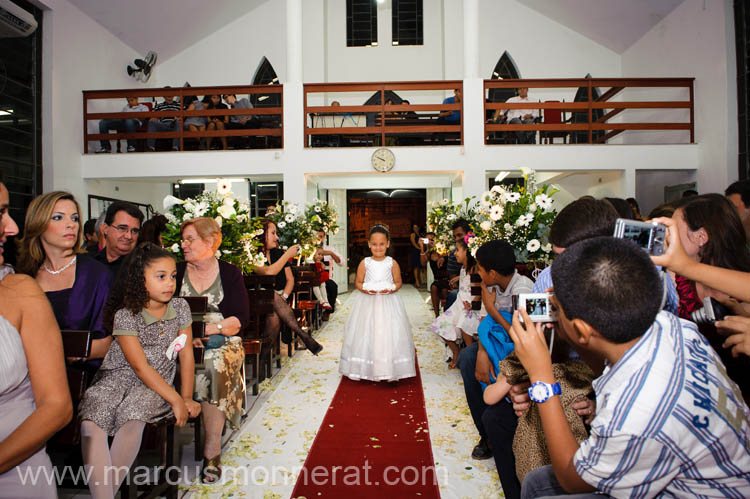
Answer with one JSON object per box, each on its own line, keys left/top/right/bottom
{"left": 180, "top": 273, "right": 245, "bottom": 430}
{"left": 431, "top": 267, "right": 485, "bottom": 342}
{"left": 78, "top": 298, "right": 192, "bottom": 435}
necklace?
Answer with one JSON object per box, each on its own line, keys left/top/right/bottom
{"left": 44, "top": 256, "right": 77, "bottom": 275}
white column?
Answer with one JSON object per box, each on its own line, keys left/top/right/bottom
{"left": 283, "top": 0, "right": 306, "bottom": 206}
{"left": 462, "top": 0, "right": 480, "bottom": 80}
{"left": 328, "top": 189, "right": 348, "bottom": 292}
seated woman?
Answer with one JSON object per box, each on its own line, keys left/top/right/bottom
{"left": 671, "top": 193, "right": 750, "bottom": 394}
{"left": 174, "top": 217, "right": 249, "bottom": 483}
{"left": 253, "top": 219, "right": 323, "bottom": 355}
{"left": 0, "top": 177, "right": 72, "bottom": 497}
{"left": 184, "top": 95, "right": 208, "bottom": 150}
{"left": 206, "top": 94, "right": 228, "bottom": 151}
{"left": 17, "top": 191, "right": 114, "bottom": 366}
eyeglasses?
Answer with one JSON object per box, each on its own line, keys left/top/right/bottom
{"left": 182, "top": 237, "right": 199, "bottom": 246}
{"left": 112, "top": 225, "right": 140, "bottom": 236}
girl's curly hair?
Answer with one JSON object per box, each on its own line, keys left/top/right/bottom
{"left": 103, "top": 242, "right": 175, "bottom": 330}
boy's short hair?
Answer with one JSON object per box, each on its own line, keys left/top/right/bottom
{"left": 549, "top": 198, "right": 618, "bottom": 249}
{"left": 475, "top": 240, "right": 515, "bottom": 276}
{"left": 83, "top": 218, "right": 97, "bottom": 236}
{"left": 551, "top": 236, "right": 662, "bottom": 344}
{"left": 725, "top": 180, "right": 750, "bottom": 208}
{"left": 451, "top": 218, "right": 471, "bottom": 233}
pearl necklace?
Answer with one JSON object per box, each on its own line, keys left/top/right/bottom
{"left": 44, "top": 256, "right": 77, "bottom": 275}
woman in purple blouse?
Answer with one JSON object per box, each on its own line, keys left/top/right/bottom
{"left": 17, "top": 192, "right": 113, "bottom": 363}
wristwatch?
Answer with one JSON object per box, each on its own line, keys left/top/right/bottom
{"left": 528, "top": 381, "right": 562, "bottom": 403}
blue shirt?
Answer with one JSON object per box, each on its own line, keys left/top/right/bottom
{"left": 442, "top": 96, "right": 460, "bottom": 123}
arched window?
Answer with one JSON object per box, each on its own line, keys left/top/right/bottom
{"left": 488, "top": 52, "right": 521, "bottom": 120}
{"left": 251, "top": 57, "right": 281, "bottom": 108}
{"left": 572, "top": 74, "right": 604, "bottom": 143}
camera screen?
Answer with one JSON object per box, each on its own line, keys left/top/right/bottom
{"left": 622, "top": 224, "right": 652, "bottom": 249}
{"left": 525, "top": 298, "right": 548, "bottom": 316}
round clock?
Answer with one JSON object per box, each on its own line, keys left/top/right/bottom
{"left": 371, "top": 148, "right": 395, "bottom": 172}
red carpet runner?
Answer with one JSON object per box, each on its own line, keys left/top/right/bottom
{"left": 291, "top": 357, "right": 441, "bottom": 498}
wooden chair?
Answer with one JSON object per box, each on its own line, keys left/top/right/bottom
{"left": 50, "top": 330, "right": 93, "bottom": 448}
{"left": 244, "top": 274, "right": 281, "bottom": 373}
{"left": 540, "top": 100, "right": 571, "bottom": 144}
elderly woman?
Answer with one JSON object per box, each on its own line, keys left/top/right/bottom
{"left": 17, "top": 191, "right": 114, "bottom": 365}
{"left": 254, "top": 219, "right": 323, "bottom": 354}
{"left": 174, "top": 217, "right": 249, "bottom": 483}
{"left": 0, "top": 177, "right": 72, "bottom": 497}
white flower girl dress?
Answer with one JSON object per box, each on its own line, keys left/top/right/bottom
{"left": 339, "top": 256, "right": 416, "bottom": 381}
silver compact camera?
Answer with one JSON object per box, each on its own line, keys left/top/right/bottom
{"left": 613, "top": 218, "right": 666, "bottom": 256}
{"left": 512, "top": 293, "right": 557, "bottom": 323}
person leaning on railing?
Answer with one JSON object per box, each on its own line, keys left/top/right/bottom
{"left": 96, "top": 96, "right": 149, "bottom": 154}
{"left": 224, "top": 94, "right": 260, "bottom": 150}
{"left": 147, "top": 89, "right": 181, "bottom": 152}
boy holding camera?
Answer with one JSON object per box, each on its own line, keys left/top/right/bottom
{"left": 511, "top": 237, "right": 750, "bottom": 498}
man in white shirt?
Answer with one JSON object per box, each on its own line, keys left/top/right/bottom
{"left": 96, "top": 97, "right": 150, "bottom": 153}
{"left": 315, "top": 230, "right": 343, "bottom": 313}
{"left": 495, "top": 87, "right": 538, "bottom": 144}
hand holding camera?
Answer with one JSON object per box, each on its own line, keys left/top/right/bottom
{"left": 512, "top": 293, "right": 557, "bottom": 323}
{"left": 613, "top": 218, "right": 667, "bottom": 256}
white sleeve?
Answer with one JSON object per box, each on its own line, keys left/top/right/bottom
{"left": 327, "top": 246, "right": 344, "bottom": 266}
{"left": 575, "top": 430, "right": 678, "bottom": 497}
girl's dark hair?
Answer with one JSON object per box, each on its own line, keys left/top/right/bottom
{"left": 137, "top": 214, "right": 168, "bottom": 246}
{"left": 455, "top": 239, "right": 476, "bottom": 271}
{"left": 676, "top": 193, "right": 750, "bottom": 272}
{"left": 604, "top": 197, "right": 635, "bottom": 220}
{"left": 259, "top": 218, "right": 276, "bottom": 252}
{"left": 103, "top": 242, "right": 175, "bottom": 331}
{"left": 369, "top": 224, "right": 390, "bottom": 240}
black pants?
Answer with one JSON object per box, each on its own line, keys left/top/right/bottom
{"left": 458, "top": 342, "right": 522, "bottom": 499}
{"left": 325, "top": 280, "right": 338, "bottom": 312}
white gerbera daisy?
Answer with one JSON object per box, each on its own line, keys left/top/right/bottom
{"left": 278, "top": 221, "right": 287, "bottom": 229}
{"left": 526, "top": 239, "right": 540, "bottom": 252}
{"left": 507, "top": 192, "right": 521, "bottom": 203}
{"left": 285, "top": 214, "right": 295, "bottom": 223}
{"left": 480, "top": 191, "right": 493, "bottom": 207}
{"left": 490, "top": 205, "right": 504, "bottom": 221}
{"left": 535, "top": 194, "right": 553, "bottom": 211}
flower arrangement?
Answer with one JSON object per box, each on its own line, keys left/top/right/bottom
{"left": 266, "top": 200, "right": 319, "bottom": 261}
{"left": 426, "top": 197, "right": 481, "bottom": 255}
{"left": 161, "top": 187, "right": 267, "bottom": 274}
{"left": 469, "top": 168, "right": 558, "bottom": 264}
{"left": 305, "top": 198, "right": 339, "bottom": 235}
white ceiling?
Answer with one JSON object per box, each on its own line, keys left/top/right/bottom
{"left": 517, "top": 0, "right": 686, "bottom": 53}
{"left": 67, "top": 0, "right": 267, "bottom": 62}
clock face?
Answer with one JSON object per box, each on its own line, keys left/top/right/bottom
{"left": 372, "top": 148, "right": 395, "bottom": 172}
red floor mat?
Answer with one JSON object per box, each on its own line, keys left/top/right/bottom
{"left": 291, "top": 357, "right": 441, "bottom": 498}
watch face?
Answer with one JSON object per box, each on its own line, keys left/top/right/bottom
{"left": 372, "top": 148, "right": 395, "bottom": 172}
{"left": 531, "top": 384, "right": 549, "bottom": 401}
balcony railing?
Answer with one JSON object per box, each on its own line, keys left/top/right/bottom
{"left": 303, "top": 81, "right": 463, "bottom": 147}
{"left": 83, "top": 85, "right": 283, "bottom": 153}
{"left": 484, "top": 78, "right": 694, "bottom": 145}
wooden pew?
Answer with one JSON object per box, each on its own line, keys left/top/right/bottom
{"left": 50, "top": 330, "right": 93, "bottom": 449}
{"left": 243, "top": 274, "right": 275, "bottom": 385}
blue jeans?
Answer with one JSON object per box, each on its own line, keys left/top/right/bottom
{"left": 521, "top": 465, "right": 603, "bottom": 499}
{"left": 146, "top": 120, "right": 179, "bottom": 149}
{"left": 457, "top": 341, "right": 522, "bottom": 499}
{"left": 99, "top": 118, "right": 139, "bottom": 149}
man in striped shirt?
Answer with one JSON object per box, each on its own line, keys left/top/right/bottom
{"left": 147, "top": 92, "right": 181, "bottom": 151}
{"left": 512, "top": 237, "right": 750, "bottom": 498}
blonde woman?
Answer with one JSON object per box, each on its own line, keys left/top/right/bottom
{"left": 17, "top": 191, "right": 114, "bottom": 364}
{"left": 174, "top": 217, "right": 249, "bottom": 483}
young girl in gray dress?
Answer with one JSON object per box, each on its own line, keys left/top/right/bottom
{"left": 78, "top": 243, "right": 201, "bottom": 499}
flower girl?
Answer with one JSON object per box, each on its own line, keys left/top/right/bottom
{"left": 339, "top": 225, "right": 416, "bottom": 381}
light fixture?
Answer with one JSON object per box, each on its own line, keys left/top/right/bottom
{"left": 377, "top": 0, "right": 385, "bottom": 3}
{"left": 495, "top": 171, "right": 510, "bottom": 182}
{"left": 371, "top": 42, "right": 379, "bottom": 47}
{"left": 392, "top": 41, "right": 399, "bottom": 46}
{"left": 180, "top": 177, "right": 247, "bottom": 184}
{"left": 0, "top": 109, "right": 13, "bottom": 116}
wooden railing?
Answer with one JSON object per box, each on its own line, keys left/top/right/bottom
{"left": 303, "top": 81, "right": 463, "bottom": 147}
{"left": 83, "top": 85, "right": 283, "bottom": 153}
{"left": 484, "top": 78, "right": 694, "bottom": 145}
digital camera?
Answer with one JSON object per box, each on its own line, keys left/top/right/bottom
{"left": 691, "top": 297, "right": 730, "bottom": 324}
{"left": 613, "top": 218, "right": 667, "bottom": 256}
{"left": 512, "top": 293, "right": 557, "bottom": 323}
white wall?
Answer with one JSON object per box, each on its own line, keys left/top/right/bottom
{"left": 42, "top": 0, "right": 141, "bottom": 204}
{"left": 635, "top": 169, "right": 697, "bottom": 216}
{"left": 621, "top": 0, "right": 737, "bottom": 195}
{"left": 151, "top": 1, "right": 286, "bottom": 86}
{"left": 85, "top": 179, "right": 171, "bottom": 218}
